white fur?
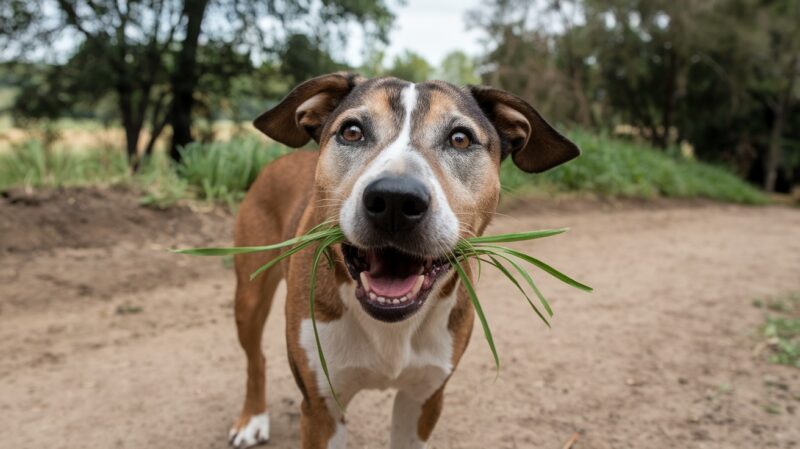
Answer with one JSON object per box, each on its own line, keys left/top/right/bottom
{"left": 229, "top": 413, "right": 269, "bottom": 448}
{"left": 339, "top": 84, "right": 460, "bottom": 252}
{"left": 328, "top": 422, "right": 348, "bottom": 449}
{"left": 298, "top": 278, "right": 457, "bottom": 445}
{"left": 390, "top": 391, "right": 428, "bottom": 449}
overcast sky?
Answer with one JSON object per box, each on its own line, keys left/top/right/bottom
{"left": 346, "top": 0, "right": 486, "bottom": 66}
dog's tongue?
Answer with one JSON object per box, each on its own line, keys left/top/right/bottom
{"left": 364, "top": 272, "right": 419, "bottom": 297}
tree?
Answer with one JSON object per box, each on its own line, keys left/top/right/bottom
{"left": 2, "top": 0, "right": 395, "bottom": 164}
{"left": 437, "top": 51, "right": 480, "bottom": 86}
{"left": 387, "top": 50, "right": 433, "bottom": 83}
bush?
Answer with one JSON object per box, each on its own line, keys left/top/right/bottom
{"left": 500, "top": 130, "right": 768, "bottom": 204}
{"left": 176, "top": 137, "right": 289, "bottom": 203}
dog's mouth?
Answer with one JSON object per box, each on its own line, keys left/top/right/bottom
{"left": 341, "top": 243, "right": 451, "bottom": 322}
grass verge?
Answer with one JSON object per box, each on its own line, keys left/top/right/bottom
{"left": 1, "top": 130, "right": 768, "bottom": 206}
{"left": 500, "top": 130, "right": 768, "bottom": 204}
{"left": 753, "top": 292, "right": 800, "bottom": 368}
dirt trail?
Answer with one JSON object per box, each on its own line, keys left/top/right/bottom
{"left": 1, "top": 189, "right": 799, "bottom": 449}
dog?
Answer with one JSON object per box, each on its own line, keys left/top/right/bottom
{"left": 227, "top": 72, "right": 580, "bottom": 448}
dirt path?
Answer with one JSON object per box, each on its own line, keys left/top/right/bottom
{"left": 1, "top": 189, "right": 799, "bottom": 449}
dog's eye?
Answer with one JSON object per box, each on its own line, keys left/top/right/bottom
{"left": 449, "top": 131, "right": 471, "bottom": 150}
{"left": 340, "top": 124, "right": 364, "bottom": 142}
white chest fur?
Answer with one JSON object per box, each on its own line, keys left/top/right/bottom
{"left": 298, "top": 281, "right": 456, "bottom": 406}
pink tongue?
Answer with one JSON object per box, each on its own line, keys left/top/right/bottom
{"left": 365, "top": 272, "right": 418, "bottom": 297}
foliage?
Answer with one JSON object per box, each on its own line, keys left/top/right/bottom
{"left": 386, "top": 50, "right": 434, "bottom": 83}
{"left": 0, "top": 136, "right": 290, "bottom": 206}
{"left": 0, "top": 139, "right": 130, "bottom": 189}
{"left": 500, "top": 130, "right": 768, "bottom": 204}
{"left": 176, "top": 137, "right": 290, "bottom": 203}
{"left": 472, "top": 0, "right": 800, "bottom": 192}
{"left": 2, "top": 0, "right": 396, "bottom": 161}
{"left": 754, "top": 293, "right": 800, "bottom": 368}
{"left": 436, "top": 51, "right": 480, "bottom": 85}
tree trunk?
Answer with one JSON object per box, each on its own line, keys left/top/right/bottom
{"left": 168, "top": 0, "right": 210, "bottom": 162}
{"left": 658, "top": 47, "right": 678, "bottom": 149}
{"left": 763, "top": 102, "right": 785, "bottom": 192}
{"left": 119, "top": 88, "right": 142, "bottom": 162}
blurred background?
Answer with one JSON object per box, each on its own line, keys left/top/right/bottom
{"left": 1, "top": 1, "right": 799, "bottom": 449}
{"left": 0, "top": 0, "right": 798, "bottom": 202}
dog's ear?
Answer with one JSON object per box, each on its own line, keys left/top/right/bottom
{"left": 254, "top": 72, "right": 366, "bottom": 147}
{"left": 468, "top": 85, "right": 580, "bottom": 173}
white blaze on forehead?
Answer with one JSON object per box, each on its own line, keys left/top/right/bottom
{"left": 363, "top": 84, "right": 418, "bottom": 175}
{"left": 339, "top": 83, "right": 460, "bottom": 251}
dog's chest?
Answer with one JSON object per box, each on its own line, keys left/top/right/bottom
{"left": 298, "top": 287, "right": 456, "bottom": 401}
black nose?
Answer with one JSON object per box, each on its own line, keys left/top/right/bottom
{"left": 362, "top": 176, "right": 430, "bottom": 232}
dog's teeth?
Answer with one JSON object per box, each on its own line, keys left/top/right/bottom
{"left": 378, "top": 296, "right": 386, "bottom": 304}
{"left": 360, "top": 272, "right": 370, "bottom": 292}
{"left": 392, "top": 299, "right": 400, "bottom": 305}
{"left": 400, "top": 295, "right": 408, "bottom": 302}
{"left": 369, "top": 292, "right": 377, "bottom": 300}
{"left": 410, "top": 275, "right": 424, "bottom": 298}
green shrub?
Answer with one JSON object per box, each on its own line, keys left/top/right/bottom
{"left": 176, "top": 136, "right": 290, "bottom": 203}
{"left": 500, "top": 130, "right": 768, "bottom": 204}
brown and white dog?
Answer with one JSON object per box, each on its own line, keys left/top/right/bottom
{"left": 228, "top": 73, "right": 579, "bottom": 449}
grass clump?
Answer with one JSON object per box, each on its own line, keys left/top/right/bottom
{"left": 754, "top": 292, "right": 800, "bottom": 368}
{"left": 0, "top": 139, "right": 130, "bottom": 189}
{"left": 0, "top": 136, "right": 289, "bottom": 206}
{"left": 500, "top": 130, "right": 768, "bottom": 204}
{"left": 176, "top": 137, "right": 289, "bottom": 203}
{"left": 175, "top": 224, "right": 592, "bottom": 408}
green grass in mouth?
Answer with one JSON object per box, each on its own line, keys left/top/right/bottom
{"left": 174, "top": 224, "right": 592, "bottom": 409}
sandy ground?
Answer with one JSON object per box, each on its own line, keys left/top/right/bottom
{"left": 1, "top": 188, "right": 799, "bottom": 449}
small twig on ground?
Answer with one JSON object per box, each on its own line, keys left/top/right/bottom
{"left": 561, "top": 432, "right": 580, "bottom": 449}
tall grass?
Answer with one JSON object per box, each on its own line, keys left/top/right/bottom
{"left": 500, "top": 130, "right": 768, "bottom": 204}
{"left": 176, "top": 137, "right": 289, "bottom": 203}
{"left": 0, "top": 139, "right": 130, "bottom": 189}
{"left": 0, "top": 136, "right": 289, "bottom": 206}
{"left": 0, "top": 131, "right": 767, "bottom": 205}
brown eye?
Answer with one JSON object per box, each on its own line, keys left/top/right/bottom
{"left": 449, "top": 131, "right": 471, "bottom": 149}
{"left": 341, "top": 124, "right": 363, "bottom": 142}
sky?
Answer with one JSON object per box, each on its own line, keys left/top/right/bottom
{"left": 346, "top": 0, "right": 486, "bottom": 66}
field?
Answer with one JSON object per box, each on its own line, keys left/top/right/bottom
{"left": 1, "top": 187, "right": 798, "bottom": 448}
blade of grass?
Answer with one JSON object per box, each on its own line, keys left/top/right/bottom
{"left": 172, "top": 228, "right": 338, "bottom": 256}
{"left": 249, "top": 238, "right": 319, "bottom": 280}
{"left": 308, "top": 234, "right": 346, "bottom": 410}
{"left": 478, "top": 256, "right": 550, "bottom": 327}
{"left": 475, "top": 244, "right": 593, "bottom": 292}
{"left": 472, "top": 250, "right": 553, "bottom": 317}
{"left": 450, "top": 255, "right": 500, "bottom": 374}
{"left": 464, "top": 228, "right": 568, "bottom": 244}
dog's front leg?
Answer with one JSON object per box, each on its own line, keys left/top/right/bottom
{"left": 390, "top": 387, "right": 445, "bottom": 449}
{"left": 299, "top": 396, "right": 347, "bottom": 449}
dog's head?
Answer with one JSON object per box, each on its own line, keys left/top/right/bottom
{"left": 255, "top": 72, "right": 579, "bottom": 322}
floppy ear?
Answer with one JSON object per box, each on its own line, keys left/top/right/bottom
{"left": 468, "top": 85, "right": 580, "bottom": 173}
{"left": 253, "top": 72, "right": 366, "bottom": 147}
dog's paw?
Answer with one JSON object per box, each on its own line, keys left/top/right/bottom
{"left": 229, "top": 413, "right": 270, "bottom": 448}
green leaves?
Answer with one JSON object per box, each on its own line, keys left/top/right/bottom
{"left": 173, "top": 223, "right": 592, "bottom": 407}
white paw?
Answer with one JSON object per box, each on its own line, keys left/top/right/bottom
{"left": 229, "top": 413, "right": 270, "bottom": 448}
